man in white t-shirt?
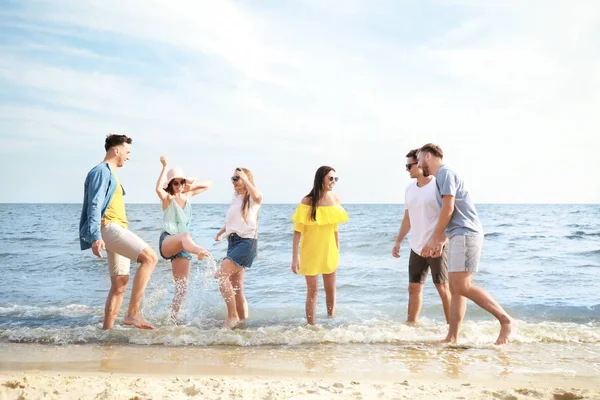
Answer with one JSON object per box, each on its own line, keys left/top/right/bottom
{"left": 392, "top": 149, "right": 451, "bottom": 323}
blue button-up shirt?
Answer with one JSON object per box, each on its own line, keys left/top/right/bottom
{"left": 79, "top": 163, "right": 117, "bottom": 250}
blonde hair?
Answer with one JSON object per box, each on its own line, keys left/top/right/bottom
{"left": 237, "top": 167, "right": 255, "bottom": 221}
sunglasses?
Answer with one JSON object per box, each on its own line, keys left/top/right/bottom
{"left": 172, "top": 179, "right": 186, "bottom": 186}
{"left": 328, "top": 176, "right": 339, "bottom": 182}
{"left": 406, "top": 162, "right": 418, "bottom": 169}
{"left": 231, "top": 176, "right": 240, "bottom": 182}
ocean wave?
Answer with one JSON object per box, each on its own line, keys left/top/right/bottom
{"left": 1, "top": 320, "right": 599, "bottom": 346}
{"left": 4, "top": 237, "right": 53, "bottom": 242}
{"left": 0, "top": 304, "right": 100, "bottom": 318}
{"left": 484, "top": 232, "right": 502, "bottom": 238}
{"left": 567, "top": 231, "right": 600, "bottom": 239}
{"left": 575, "top": 249, "right": 600, "bottom": 256}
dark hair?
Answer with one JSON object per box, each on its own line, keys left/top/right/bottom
{"left": 306, "top": 166, "right": 335, "bottom": 221}
{"left": 105, "top": 134, "right": 132, "bottom": 152}
{"left": 419, "top": 143, "right": 444, "bottom": 159}
{"left": 405, "top": 148, "right": 419, "bottom": 160}
{"left": 165, "top": 179, "right": 186, "bottom": 195}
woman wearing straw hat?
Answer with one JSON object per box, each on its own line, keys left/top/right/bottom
{"left": 156, "top": 156, "right": 212, "bottom": 321}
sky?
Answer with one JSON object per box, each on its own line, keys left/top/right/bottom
{"left": 1, "top": 0, "right": 599, "bottom": 204}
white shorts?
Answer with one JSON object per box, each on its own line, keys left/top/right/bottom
{"left": 101, "top": 223, "right": 149, "bottom": 276}
{"left": 448, "top": 234, "right": 483, "bottom": 273}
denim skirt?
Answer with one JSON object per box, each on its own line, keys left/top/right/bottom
{"left": 225, "top": 233, "right": 257, "bottom": 268}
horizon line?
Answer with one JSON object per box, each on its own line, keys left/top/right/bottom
{"left": 1, "top": 202, "right": 599, "bottom": 206}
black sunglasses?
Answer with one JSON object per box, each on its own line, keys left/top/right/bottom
{"left": 328, "top": 176, "right": 339, "bottom": 182}
{"left": 406, "top": 162, "right": 418, "bottom": 169}
{"left": 172, "top": 179, "right": 186, "bottom": 186}
{"left": 231, "top": 176, "right": 240, "bottom": 182}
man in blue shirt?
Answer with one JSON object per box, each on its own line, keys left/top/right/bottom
{"left": 80, "top": 134, "right": 158, "bottom": 330}
{"left": 417, "top": 143, "right": 513, "bottom": 345}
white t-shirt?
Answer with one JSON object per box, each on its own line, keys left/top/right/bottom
{"left": 405, "top": 177, "right": 440, "bottom": 255}
{"left": 225, "top": 193, "right": 260, "bottom": 239}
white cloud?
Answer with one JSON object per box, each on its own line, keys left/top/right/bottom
{"left": 0, "top": 1, "right": 599, "bottom": 203}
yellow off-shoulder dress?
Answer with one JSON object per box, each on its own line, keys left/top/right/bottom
{"left": 291, "top": 204, "right": 349, "bottom": 276}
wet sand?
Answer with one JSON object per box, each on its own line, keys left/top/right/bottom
{"left": 1, "top": 342, "right": 599, "bottom": 399}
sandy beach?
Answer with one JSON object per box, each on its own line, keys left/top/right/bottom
{"left": 2, "top": 371, "right": 598, "bottom": 400}
{"left": 1, "top": 343, "right": 599, "bottom": 399}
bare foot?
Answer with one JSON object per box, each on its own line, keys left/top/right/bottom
{"left": 223, "top": 317, "right": 240, "bottom": 329}
{"left": 233, "top": 320, "right": 247, "bottom": 330}
{"left": 124, "top": 314, "right": 154, "bottom": 330}
{"left": 441, "top": 335, "right": 457, "bottom": 344}
{"left": 495, "top": 320, "right": 513, "bottom": 345}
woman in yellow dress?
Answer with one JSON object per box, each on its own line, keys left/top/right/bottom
{"left": 291, "top": 166, "right": 348, "bottom": 325}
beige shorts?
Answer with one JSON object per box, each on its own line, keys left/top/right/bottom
{"left": 101, "top": 223, "right": 149, "bottom": 276}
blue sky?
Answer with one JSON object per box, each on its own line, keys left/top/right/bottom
{"left": 1, "top": 0, "right": 599, "bottom": 203}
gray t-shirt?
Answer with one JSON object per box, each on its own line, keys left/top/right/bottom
{"left": 435, "top": 165, "right": 483, "bottom": 238}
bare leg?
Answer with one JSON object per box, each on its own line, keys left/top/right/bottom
{"left": 229, "top": 268, "right": 248, "bottom": 321}
{"left": 124, "top": 247, "right": 157, "bottom": 329}
{"left": 103, "top": 275, "right": 129, "bottom": 330}
{"left": 434, "top": 282, "right": 452, "bottom": 324}
{"left": 170, "top": 257, "right": 191, "bottom": 321}
{"left": 161, "top": 233, "right": 206, "bottom": 260}
{"left": 322, "top": 271, "right": 336, "bottom": 318}
{"left": 214, "top": 259, "right": 243, "bottom": 328}
{"left": 305, "top": 275, "right": 318, "bottom": 325}
{"left": 407, "top": 282, "right": 424, "bottom": 323}
{"left": 444, "top": 272, "right": 513, "bottom": 345}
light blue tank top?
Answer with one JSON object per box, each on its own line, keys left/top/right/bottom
{"left": 163, "top": 199, "right": 191, "bottom": 235}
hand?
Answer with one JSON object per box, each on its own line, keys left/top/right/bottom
{"left": 197, "top": 248, "right": 210, "bottom": 260}
{"left": 392, "top": 243, "right": 401, "bottom": 258}
{"left": 421, "top": 234, "right": 446, "bottom": 258}
{"left": 235, "top": 168, "right": 249, "bottom": 183}
{"left": 92, "top": 239, "right": 105, "bottom": 258}
{"left": 215, "top": 231, "right": 224, "bottom": 242}
{"left": 291, "top": 255, "right": 300, "bottom": 274}
{"left": 160, "top": 155, "right": 168, "bottom": 167}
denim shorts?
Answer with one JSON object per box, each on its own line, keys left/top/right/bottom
{"left": 159, "top": 231, "right": 192, "bottom": 261}
{"left": 225, "top": 233, "right": 257, "bottom": 268}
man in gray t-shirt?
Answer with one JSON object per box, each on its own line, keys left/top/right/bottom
{"left": 417, "top": 143, "right": 513, "bottom": 345}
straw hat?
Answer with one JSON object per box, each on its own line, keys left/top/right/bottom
{"left": 163, "top": 167, "right": 196, "bottom": 189}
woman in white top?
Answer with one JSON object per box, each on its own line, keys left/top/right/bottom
{"left": 214, "top": 167, "right": 262, "bottom": 328}
{"left": 156, "top": 156, "right": 212, "bottom": 321}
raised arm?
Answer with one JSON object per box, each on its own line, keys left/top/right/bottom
{"left": 155, "top": 156, "right": 170, "bottom": 201}
{"left": 236, "top": 169, "right": 262, "bottom": 204}
{"left": 184, "top": 180, "right": 213, "bottom": 197}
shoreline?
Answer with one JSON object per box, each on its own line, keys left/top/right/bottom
{"left": 1, "top": 342, "right": 600, "bottom": 399}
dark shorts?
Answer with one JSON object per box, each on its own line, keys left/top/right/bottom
{"left": 159, "top": 231, "right": 192, "bottom": 261}
{"left": 408, "top": 245, "right": 448, "bottom": 284}
{"left": 225, "top": 233, "right": 257, "bottom": 269}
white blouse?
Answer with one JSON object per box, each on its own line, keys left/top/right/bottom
{"left": 225, "top": 193, "right": 260, "bottom": 239}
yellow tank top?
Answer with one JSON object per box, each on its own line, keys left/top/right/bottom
{"left": 101, "top": 166, "right": 128, "bottom": 229}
